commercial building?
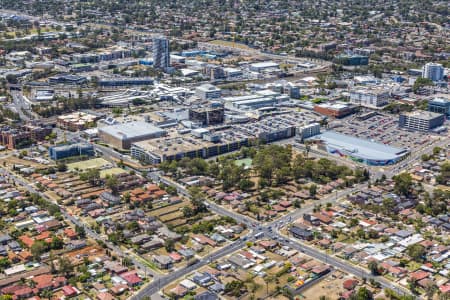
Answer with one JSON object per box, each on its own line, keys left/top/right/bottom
{"left": 195, "top": 84, "right": 221, "bottom": 100}
{"left": 428, "top": 98, "right": 450, "bottom": 117}
{"left": 334, "top": 53, "right": 369, "bottom": 66}
{"left": 131, "top": 112, "right": 320, "bottom": 164}
{"left": 399, "top": 111, "right": 445, "bottom": 131}
{"left": 249, "top": 61, "right": 279, "bottom": 72}
{"left": 314, "top": 102, "right": 355, "bottom": 118}
{"left": 48, "top": 75, "right": 87, "bottom": 85}
{"left": 223, "top": 67, "right": 243, "bottom": 78}
{"left": 48, "top": 143, "right": 94, "bottom": 160}
{"left": 422, "top": 62, "right": 444, "bottom": 82}
{"left": 308, "top": 131, "right": 409, "bottom": 166}
{"left": 189, "top": 103, "right": 225, "bottom": 126}
{"left": 152, "top": 36, "right": 170, "bottom": 70}
{"left": 349, "top": 87, "right": 390, "bottom": 108}
{"left": 224, "top": 90, "right": 289, "bottom": 110}
{"left": 98, "top": 121, "right": 166, "bottom": 149}
{"left": 131, "top": 129, "right": 251, "bottom": 164}
{"left": 57, "top": 112, "right": 98, "bottom": 131}
{"left": 98, "top": 77, "right": 153, "bottom": 87}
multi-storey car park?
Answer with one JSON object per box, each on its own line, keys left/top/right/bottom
{"left": 131, "top": 112, "right": 322, "bottom": 164}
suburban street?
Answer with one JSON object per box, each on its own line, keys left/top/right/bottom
{"left": 139, "top": 172, "right": 414, "bottom": 299}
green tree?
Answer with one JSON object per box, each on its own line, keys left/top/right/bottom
{"left": 50, "top": 236, "right": 63, "bottom": 250}
{"left": 164, "top": 239, "right": 175, "bottom": 252}
{"left": 309, "top": 184, "right": 317, "bottom": 197}
{"left": 350, "top": 287, "right": 373, "bottom": 300}
{"left": 407, "top": 244, "right": 426, "bottom": 262}
{"left": 105, "top": 175, "right": 119, "bottom": 195}
{"left": 368, "top": 260, "right": 379, "bottom": 275}
{"left": 393, "top": 173, "right": 413, "bottom": 196}
{"left": 412, "top": 77, "right": 433, "bottom": 93}
{"left": 58, "top": 256, "right": 73, "bottom": 277}
{"left": 31, "top": 240, "right": 48, "bottom": 260}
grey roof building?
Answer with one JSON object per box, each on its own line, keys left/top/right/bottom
{"left": 98, "top": 121, "right": 166, "bottom": 149}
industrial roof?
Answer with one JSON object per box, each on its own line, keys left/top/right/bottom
{"left": 250, "top": 61, "right": 279, "bottom": 68}
{"left": 311, "top": 131, "right": 408, "bottom": 161}
{"left": 99, "top": 121, "right": 165, "bottom": 140}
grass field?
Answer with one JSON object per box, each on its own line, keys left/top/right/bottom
{"left": 210, "top": 40, "right": 252, "bottom": 50}
{"left": 67, "top": 158, "right": 111, "bottom": 171}
{"left": 235, "top": 158, "right": 253, "bottom": 168}
{"left": 99, "top": 167, "right": 126, "bottom": 178}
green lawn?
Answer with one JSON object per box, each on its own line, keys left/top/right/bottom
{"left": 67, "top": 158, "right": 111, "bottom": 171}
{"left": 99, "top": 167, "right": 126, "bottom": 178}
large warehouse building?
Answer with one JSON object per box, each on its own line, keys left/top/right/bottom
{"left": 309, "top": 131, "right": 409, "bottom": 166}
{"left": 98, "top": 121, "right": 166, "bottom": 149}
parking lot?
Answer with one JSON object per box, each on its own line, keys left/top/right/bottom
{"left": 332, "top": 113, "right": 433, "bottom": 151}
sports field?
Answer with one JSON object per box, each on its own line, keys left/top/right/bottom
{"left": 67, "top": 158, "right": 111, "bottom": 171}
{"left": 99, "top": 167, "right": 126, "bottom": 178}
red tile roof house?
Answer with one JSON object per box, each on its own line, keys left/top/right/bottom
{"left": 169, "top": 252, "right": 183, "bottom": 263}
{"left": 258, "top": 240, "right": 278, "bottom": 250}
{"left": 409, "top": 270, "right": 430, "bottom": 282}
{"left": 31, "top": 274, "right": 66, "bottom": 292}
{"left": 64, "top": 228, "right": 78, "bottom": 240}
{"left": 14, "top": 286, "right": 34, "bottom": 299}
{"left": 97, "top": 292, "right": 114, "bottom": 300}
{"left": 62, "top": 285, "right": 78, "bottom": 297}
{"left": 273, "top": 205, "right": 286, "bottom": 212}
{"left": 279, "top": 200, "right": 292, "bottom": 208}
{"left": 110, "top": 284, "right": 129, "bottom": 295}
{"left": 343, "top": 279, "right": 358, "bottom": 290}
{"left": 192, "top": 234, "right": 217, "bottom": 247}
{"left": 19, "top": 235, "right": 34, "bottom": 248}
{"left": 380, "top": 262, "right": 407, "bottom": 278}
{"left": 439, "top": 284, "right": 450, "bottom": 294}
{"left": 120, "top": 271, "right": 142, "bottom": 287}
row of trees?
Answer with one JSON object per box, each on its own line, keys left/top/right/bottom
{"left": 161, "top": 145, "right": 369, "bottom": 192}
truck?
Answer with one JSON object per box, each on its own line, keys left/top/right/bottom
{"left": 255, "top": 232, "right": 264, "bottom": 239}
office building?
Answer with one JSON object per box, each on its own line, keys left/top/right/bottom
{"left": 195, "top": 84, "right": 222, "bottom": 100}
{"left": 98, "top": 121, "right": 166, "bottom": 149}
{"left": 152, "top": 36, "right": 170, "bottom": 70}
{"left": 202, "top": 65, "right": 225, "bottom": 80}
{"left": 399, "top": 111, "right": 445, "bottom": 131}
{"left": 334, "top": 53, "right": 369, "bottom": 66}
{"left": 48, "top": 143, "right": 94, "bottom": 160}
{"left": 349, "top": 87, "right": 390, "bottom": 108}
{"left": 428, "top": 98, "right": 450, "bottom": 117}
{"left": 98, "top": 77, "right": 154, "bottom": 87}
{"left": 422, "top": 63, "right": 444, "bottom": 82}
{"left": 189, "top": 103, "right": 225, "bottom": 126}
